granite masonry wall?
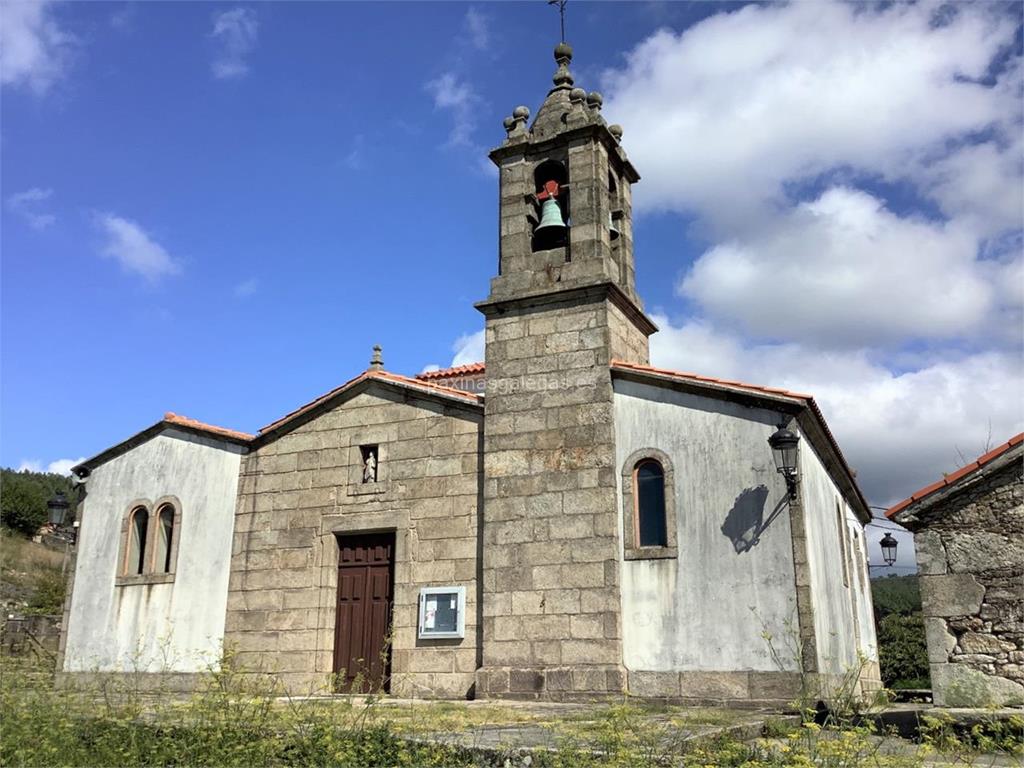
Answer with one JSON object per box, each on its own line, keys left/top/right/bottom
{"left": 476, "top": 290, "right": 650, "bottom": 699}
{"left": 914, "top": 460, "right": 1024, "bottom": 707}
{"left": 224, "top": 383, "right": 483, "bottom": 698}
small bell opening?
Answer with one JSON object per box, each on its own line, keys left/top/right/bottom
{"left": 532, "top": 159, "right": 569, "bottom": 252}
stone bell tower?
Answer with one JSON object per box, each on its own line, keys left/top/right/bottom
{"left": 475, "top": 43, "right": 657, "bottom": 699}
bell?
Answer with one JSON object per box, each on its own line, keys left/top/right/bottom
{"left": 535, "top": 198, "right": 567, "bottom": 234}
{"left": 609, "top": 213, "right": 620, "bottom": 241}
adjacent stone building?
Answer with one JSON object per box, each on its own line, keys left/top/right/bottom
{"left": 888, "top": 433, "right": 1024, "bottom": 707}
{"left": 60, "top": 43, "right": 879, "bottom": 706}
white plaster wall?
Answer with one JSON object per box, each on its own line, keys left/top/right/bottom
{"left": 63, "top": 429, "right": 243, "bottom": 673}
{"left": 798, "top": 427, "right": 878, "bottom": 674}
{"left": 614, "top": 380, "right": 799, "bottom": 672}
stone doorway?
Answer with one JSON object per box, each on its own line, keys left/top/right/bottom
{"left": 333, "top": 531, "right": 394, "bottom": 692}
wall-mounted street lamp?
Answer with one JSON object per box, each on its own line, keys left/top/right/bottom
{"left": 768, "top": 423, "right": 800, "bottom": 500}
{"left": 47, "top": 491, "right": 69, "bottom": 526}
{"left": 878, "top": 532, "right": 899, "bottom": 567}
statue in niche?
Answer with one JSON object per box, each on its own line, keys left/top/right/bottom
{"left": 362, "top": 449, "right": 378, "bottom": 483}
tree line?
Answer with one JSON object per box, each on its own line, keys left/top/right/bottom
{"left": 1, "top": 468, "right": 79, "bottom": 537}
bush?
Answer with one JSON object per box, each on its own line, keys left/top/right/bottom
{"left": 878, "top": 612, "right": 930, "bottom": 690}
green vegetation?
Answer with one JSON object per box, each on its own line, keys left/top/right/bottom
{"left": 0, "top": 527, "right": 67, "bottom": 615}
{"left": 871, "top": 575, "right": 930, "bottom": 690}
{"left": 2, "top": 654, "right": 1021, "bottom": 767}
{"left": 0, "top": 467, "right": 78, "bottom": 536}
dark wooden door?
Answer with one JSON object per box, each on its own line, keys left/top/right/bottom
{"left": 333, "top": 532, "right": 394, "bottom": 692}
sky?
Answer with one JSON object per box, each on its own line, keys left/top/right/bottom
{"left": 3, "top": 1, "right": 1022, "bottom": 573}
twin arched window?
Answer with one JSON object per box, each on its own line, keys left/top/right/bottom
{"left": 121, "top": 501, "right": 178, "bottom": 580}
{"left": 622, "top": 450, "right": 678, "bottom": 559}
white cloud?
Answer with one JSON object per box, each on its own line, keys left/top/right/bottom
{"left": 210, "top": 8, "right": 258, "bottom": 80}
{"left": 678, "top": 187, "right": 1008, "bottom": 347}
{"left": 463, "top": 8, "right": 489, "bottom": 51}
{"left": 234, "top": 277, "right": 258, "bottom": 297}
{"left": 96, "top": 213, "right": 181, "bottom": 282}
{"left": 451, "top": 329, "right": 484, "bottom": 367}
{"left": 647, "top": 314, "right": 1024, "bottom": 506}
{"left": 601, "top": 1, "right": 1021, "bottom": 232}
{"left": 0, "top": 0, "right": 73, "bottom": 94}
{"left": 426, "top": 72, "right": 478, "bottom": 147}
{"left": 17, "top": 457, "right": 85, "bottom": 475}
{"left": 7, "top": 187, "right": 56, "bottom": 229}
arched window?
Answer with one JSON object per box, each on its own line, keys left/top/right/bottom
{"left": 634, "top": 460, "right": 667, "bottom": 547}
{"left": 127, "top": 506, "right": 148, "bottom": 575}
{"left": 154, "top": 504, "right": 175, "bottom": 574}
{"left": 621, "top": 449, "right": 677, "bottom": 560}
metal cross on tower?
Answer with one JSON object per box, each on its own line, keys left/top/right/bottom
{"left": 547, "top": 0, "right": 568, "bottom": 42}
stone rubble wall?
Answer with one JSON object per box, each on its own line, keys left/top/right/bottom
{"left": 915, "top": 460, "right": 1024, "bottom": 707}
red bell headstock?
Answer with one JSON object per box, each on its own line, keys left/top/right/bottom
{"left": 536, "top": 179, "right": 561, "bottom": 201}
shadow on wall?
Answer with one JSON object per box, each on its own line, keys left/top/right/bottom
{"left": 721, "top": 485, "right": 787, "bottom": 553}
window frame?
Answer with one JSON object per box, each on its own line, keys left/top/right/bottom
{"left": 115, "top": 496, "right": 181, "bottom": 586}
{"left": 621, "top": 448, "right": 678, "bottom": 560}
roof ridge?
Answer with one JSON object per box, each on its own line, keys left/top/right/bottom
{"left": 886, "top": 431, "right": 1024, "bottom": 518}
{"left": 258, "top": 369, "right": 482, "bottom": 435}
{"left": 609, "top": 359, "right": 814, "bottom": 401}
{"left": 162, "top": 412, "right": 253, "bottom": 441}
{"left": 415, "top": 362, "right": 486, "bottom": 380}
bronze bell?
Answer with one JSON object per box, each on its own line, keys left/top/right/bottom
{"left": 535, "top": 198, "right": 567, "bottom": 234}
{"left": 609, "top": 213, "right": 620, "bottom": 241}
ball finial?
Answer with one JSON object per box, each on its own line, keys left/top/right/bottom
{"left": 586, "top": 91, "right": 603, "bottom": 109}
{"left": 513, "top": 105, "right": 530, "bottom": 119}
{"left": 609, "top": 124, "right": 623, "bottom": 141}
{"left": 554, "top": 42, "right": 573, "bottom": 61}
{"left": 569, "top": 87, "right": 586, "bottom": 103}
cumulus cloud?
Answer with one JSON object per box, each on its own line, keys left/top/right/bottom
{"left": 425, "top": 72, "right": 479, "bottom": 147}
{"left": 96, "top": 213, "right": 181, "bottom": 282}
{"left": 210, "top": 7, "right": 258, "bottom": 80}
{"left": 678, "top": 187, "right": 1009, "bottom": 347}
{"left": 0, "top": 0, "right": 74, "bottom": 94}
{"left": 17, "top": 457, "right": 86, "bottom": 475}
{"left": 647, "top": 314, "right": 1024, "bottom": 506}
{"left": 451, "top": 329, "right": 484, "bottom": 366}
{"left": 601, "top": 1, "right": 1021, "bottom": 232}
{"left": 7, "top": 187, "right": 56, "bottom": 229}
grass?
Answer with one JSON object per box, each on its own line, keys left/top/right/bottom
{"left": 0, "top": 527, "right": 67, "bottom": 615}
{"left": 2, "top": 652, "right": 1021, "bottom": 767}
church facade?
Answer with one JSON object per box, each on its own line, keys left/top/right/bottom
{"left": 60, "top": 44, "right": 879, "bottom": 705}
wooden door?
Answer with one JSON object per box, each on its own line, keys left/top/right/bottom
{"left": 333, "top": 532, "right": 394, "bottom": 693}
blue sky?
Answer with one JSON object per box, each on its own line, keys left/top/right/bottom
{"left": 3, "top": 1, "right": 1022, "bottom": 571}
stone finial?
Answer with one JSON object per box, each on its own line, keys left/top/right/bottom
{"left": 369, "top": 344, "right": 384, "bottom": 371}
{"left": 553, "top": 42, "right": 574, "bottom": 88}
{"left": 569, "top": 87, "right": 586, "bottom": 104}
{"left": 608, "top": 124, "right": 623, "bottom": 142}
{"left": 586, "top": 91, "right": 603, "bottom": 112}
{"left": 505, "top": 105, "right": 530, "bottom": 138}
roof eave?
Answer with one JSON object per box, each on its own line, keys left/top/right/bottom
{"left": 610, "top": 364, "right": 871, "bottom": 523}
{"left": 254, "top": 371, "right": 483, "bottom": 447}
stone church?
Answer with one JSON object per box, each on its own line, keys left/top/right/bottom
{"left": 60, "top": 44, "right": 879, "bottom": 705}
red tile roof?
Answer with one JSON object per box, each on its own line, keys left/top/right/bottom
{"left": 609, "top": 360, "right": 868, "bottom": 518}
{"left": 416, "top": 362, "right": 486, "bottom": 381}
{"left": 609, "top": 360, "right": 814, "bottom": 401}
{"left": 258, "top": 369, "right": 482, "bottom": 436}
{"left": 886, "top": 432, "right": 1024, "bottom": 519}
{"left": 162, "top": 412, "right": 254, "bottom": 442}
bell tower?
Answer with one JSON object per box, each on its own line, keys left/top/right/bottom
{"left": 475, "top": 44, "right": 657, "bottom": 700}
{"left": 485, "top": 42, "right": 646, "bottom": 330}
